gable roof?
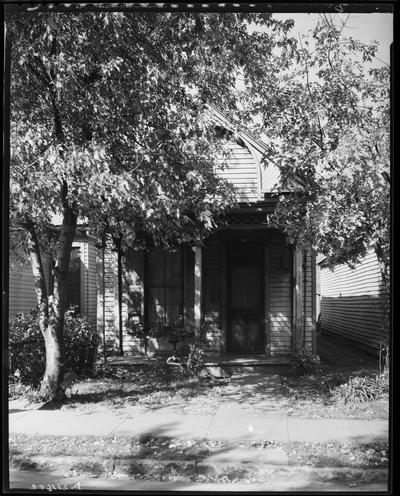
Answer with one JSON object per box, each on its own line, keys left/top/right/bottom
{"left": 205, "top": 103, "right": 270, "bottom": 156}
{"left": 206, "top": 103, "right": 308, "bottom": 191}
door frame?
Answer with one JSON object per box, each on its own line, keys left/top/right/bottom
{"left": 225, "top": 230, "right": 266, "bottom": 354}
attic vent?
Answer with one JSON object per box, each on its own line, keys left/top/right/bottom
{"left": 214, "top": 124, "right": 246, "bottom": 149}
{"left": 214, "top": 125, "right": 232, "bottom": 140}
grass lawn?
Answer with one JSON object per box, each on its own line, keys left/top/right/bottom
{"left": 60, "top": 366, "right": 230, "bottom": 415}
{"left": 42, "top": 364, "right": 388, "bottom": 421}
{"left": 280, "top": 372, "right": 389, "bottom": 420}
{"left": 10, "top": 433, "right": 388, "bottom": 468}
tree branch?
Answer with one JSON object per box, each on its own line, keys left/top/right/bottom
{"left": 298, "top": 34, "right": 325, "bottom": 154}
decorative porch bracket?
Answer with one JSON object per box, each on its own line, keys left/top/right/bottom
{"left": 193, "top": 245, "right": 202, "bottom": 337}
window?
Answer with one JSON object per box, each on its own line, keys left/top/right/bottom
{"left": 147, "top": 248, "right": 182, "bottom": 326}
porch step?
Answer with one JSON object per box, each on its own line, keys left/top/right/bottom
{"left": 103, "top": 355, "right": 290, "bottom": 374}
{"left": 205, "top": 355, "right": 290, "bottom": 366}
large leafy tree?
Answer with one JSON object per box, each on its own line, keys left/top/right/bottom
{"left": 250, "top": 15, "right": 390, "bottom": 280}
{"left": 8, "top": 11, "right": 294, "bottom": 400}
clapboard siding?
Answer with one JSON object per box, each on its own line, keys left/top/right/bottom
{"left": 267, "top": 231, "right": 293, "bottom": 356}
{"left": 304, "top": 249, "right": 314, "bottom": 350}
{"left": 9, "top": 265, "right": 38, "bottom": 315}
{"left": 72, "top": 239, "right": 97, "bottom": 321}
{"left": 9, "top": 257, "right": 52, "bottom": 315}
{"left": 319, "top": 248, "right": 387, "bottom": 353}
{"left": 215, "top": 141, "right": 260, "bottom": 202}
{"left": 87, "top": 241, "right": 98, "bottom": 321}
{"left": 103, "top": 241, "right": 118, "bottom": 346}
{"left": 9, "top": 240, "right": 96, "bottom": 321}
{"left": 203, "top": 232, "right": 223, "bottom": 351}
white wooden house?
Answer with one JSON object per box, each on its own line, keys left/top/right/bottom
{"left": 97, "top": 107, "right": 317, "bottom": 359}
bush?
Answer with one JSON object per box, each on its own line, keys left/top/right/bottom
{"left": 9, "top": 307, "right": 100, "bottom": 390}
{"left": 8, "top": 379, "right": 41, "bottom": 402}
{"left": 289, "top": 348, "right": 321, "bottom": 376}
{"left": 186, "top": 345, "right": 204, "bottom": 373}
{"left": 320, "top": 372, "right": 349, "bottom": 394}
{"left": 9, "top": 310, "right": 45, "bottom": 388}
{"left": 332, "top": 374, "right": 389, "bottom": 404}
{"left": 63, "top": 307, "right": 100, "bottom": 376}
{"left": 92, "top": 364, "right": 129, "bottom": 380}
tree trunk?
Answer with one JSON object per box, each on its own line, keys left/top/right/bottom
{"left": 39, "top": 326, "right": 64, "bottom": 401}
{"left": 39, "top": 207, "right": 78, "bottom": 402}
{"left": 25, "top": 221, "right": 48, "bottom": 334}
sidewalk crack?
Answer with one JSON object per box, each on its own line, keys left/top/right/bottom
{"left": 107, "top": 412, "right": 132, "bottom": 436}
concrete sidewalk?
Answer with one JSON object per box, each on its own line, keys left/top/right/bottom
{"left": 9, "top": 400, "right": 388, "bottom": 444}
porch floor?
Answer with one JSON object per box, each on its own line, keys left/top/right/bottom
{"left": 103, "top": 333, "right": 379, "bottom": 372}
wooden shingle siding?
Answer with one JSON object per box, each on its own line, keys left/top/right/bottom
{"left": 320, "top": 249, "right": 387, "bottom": 353}
{"left": 215, "top": 141, "right": 260, "bottom": 202}
{"left": 267, "top": 231, "right": 293, "bottom": 356}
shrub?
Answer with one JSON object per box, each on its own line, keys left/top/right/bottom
{"left": 332, "top": 374, "right": 389, "bottom": 404}
{"left": 320, "top": 372, "right": 349, "bottom": 394}
{"left": 289, "top": 348, "right": 321, "bottom": 376}
{"left": 9, "top": 310, "right": 45, "bottom": 388}
{"left": 9, "top": 307, "right": 100, "bottom": 390}
{"left": 63, "top": 307, "right": 100, "bottom": 376}
{"left": 92, "top": 364, "right": 129, "bottom": 380}
{"left": 186, "top": 343, "right": 206, "bottom": 375}
{"left": 8, "top": 379, "right": 41, "bottom": 402}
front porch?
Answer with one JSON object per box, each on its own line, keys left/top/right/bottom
{"left": 96, "top": 213, "right": 317, "bottom": 359}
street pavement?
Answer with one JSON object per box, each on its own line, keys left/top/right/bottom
{"left": 8, "top": 469, "right": 389, "bottom": 492}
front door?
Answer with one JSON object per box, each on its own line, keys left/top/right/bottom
{"left": 227, "top": 239, "right": 264, "bottom": 354}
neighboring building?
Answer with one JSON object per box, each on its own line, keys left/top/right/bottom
{"left": 318, "top": 248, "right": 388, "bottom": 355}
{"left": 9, "top": 231, "right": 98, "bottom": 321}
{"left": 97, "top": 106, "right": 317, "bottom": 359}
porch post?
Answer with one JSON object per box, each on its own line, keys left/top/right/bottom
{"left": 293, "top": 247, "right": 304, "bottom": 352}
{"left": 95, "top": 239, "right": 106, "bottom": 363}
{"left": 311, "top": 250, "right": 317, "bottom": 355}
{"left": 193, "top": 244, "right": 202, "bottom": 337}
